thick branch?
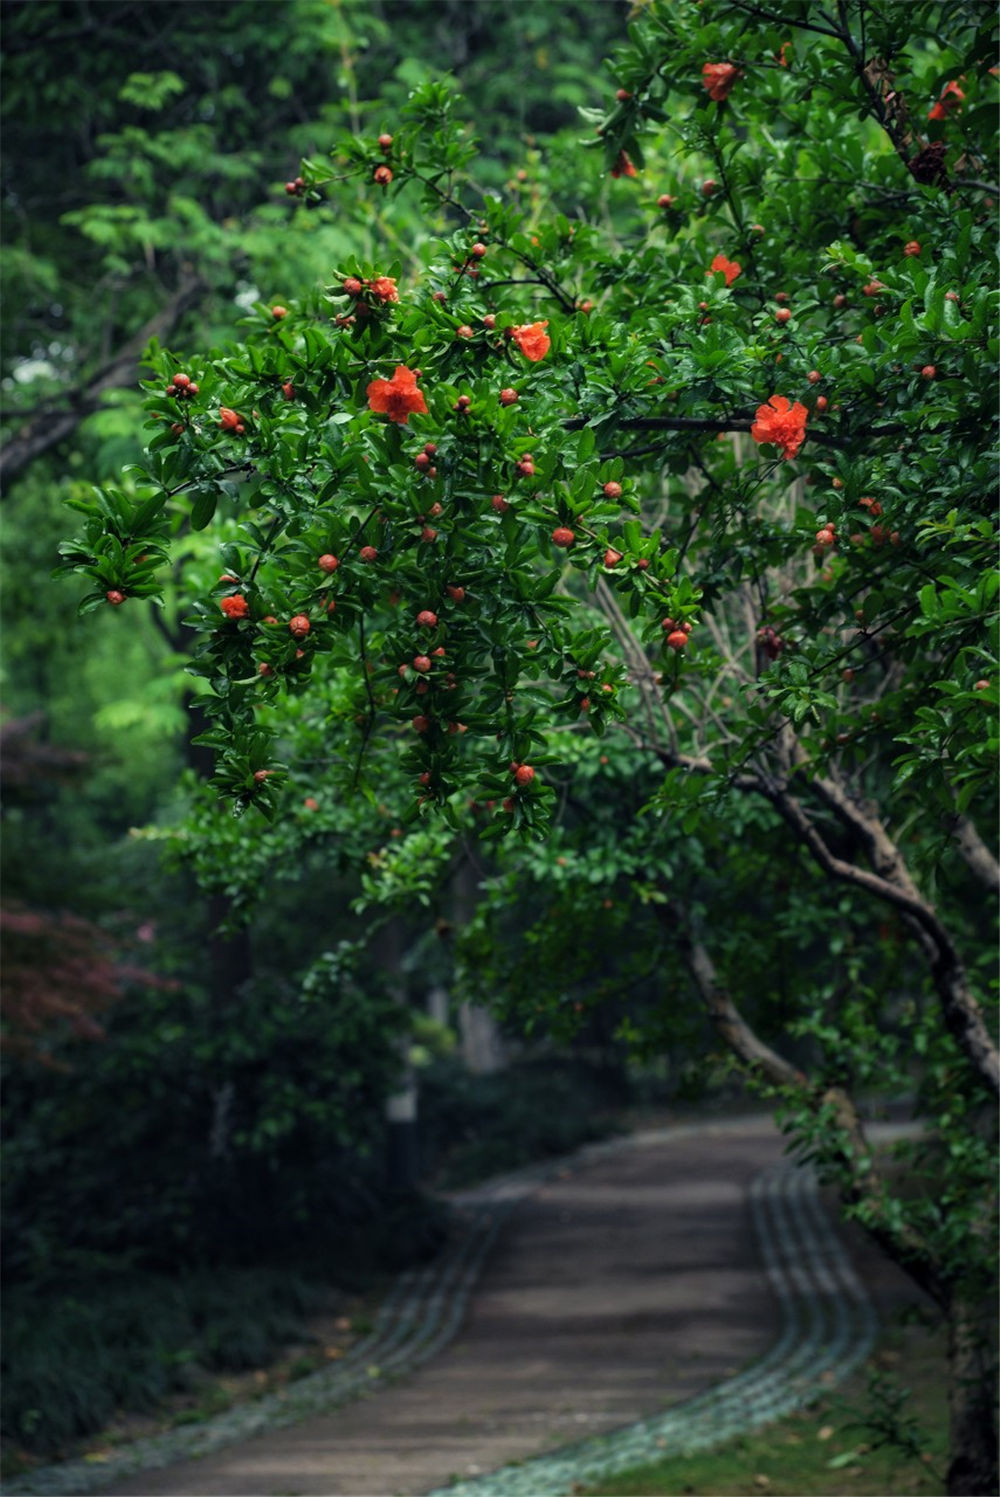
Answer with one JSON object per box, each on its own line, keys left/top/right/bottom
{"left": 817, "top": 1084, "right": 948, "bottom": 1308}
{"left": 673, "top": 919, "right": 804, "bottom": 1088}
{"left": 763, "top": 771, "right": 1000, "bottom": 1097}
{"left": 674, "top": 915, "right": 949, "bottom": 1307}
{"left": 639, "top": 728, "right": 1000, "bottom": 1098}
{"left": 785, "top": 742, "right": 928, "bottom": 901}
{"left": 946, "top": 813, "right": 1000, "bottom": 895}
{"left": 636, "top": 736, "right": 763, "bottom": 795}
{"left": 0, "top": 275, "right": 206, "bottom": 496}
{"left": 766, "top": 770, "right": 944, "bottom": 928}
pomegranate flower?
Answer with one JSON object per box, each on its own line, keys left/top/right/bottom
{"left": 366, "top": 365, "right": 428, "bottom": 424}
{"left": 707, "top": 253, "right": 742, "bottom": 286}
{"left": 510, "top": 321, "right": 551, "bottom": 362}
{"left": 368, "top": 276, "right": 399, "bottom": 303}
{"left": 751, "top": 395, "right": 808, "bottom": 460}
{"left": 702, "top": 62, "right": 741, "bottom": 102}
{"left": 928, "top": 79, "right": 965, "bottom": 120}
{"left": 609, "top": 150, "right": 637, "bottom": 178}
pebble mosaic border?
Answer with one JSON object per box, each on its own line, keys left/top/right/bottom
{"left": 426, "top": 1158, "right": 878, "bottom": 1497}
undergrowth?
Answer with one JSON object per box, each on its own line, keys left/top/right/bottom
{"left": 1, "top": 1267, "right": 328, "bottom": 1457}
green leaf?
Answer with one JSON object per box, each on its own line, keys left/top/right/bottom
{"left": 189, "top": 488, "right": 218, "bottom": 532}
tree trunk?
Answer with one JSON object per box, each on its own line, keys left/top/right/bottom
{"left": 945, "top": 1293, "right": 999, "bottom": 1496}
{"left": 385, "top": 1076, "right": 420, "bottom": 1191}
{"left": 458, "top": 1000, "right": 506, "bottom": 1074}
{"left": 453, "top": 853, "right": 507, "bottom": 1074}
{"left": 379, "top": 916, "right": 419, "bottom": 1191}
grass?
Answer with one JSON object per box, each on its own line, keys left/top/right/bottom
{"left": 578, "top": 1316, "right": 949, "bottom": 1497}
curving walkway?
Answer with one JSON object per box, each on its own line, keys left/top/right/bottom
{"left": 10, "top": 1114, "right": 906, "bottom": 1497}
{"left": 429, "top": 1154, "right": 878, "bottom": 1497}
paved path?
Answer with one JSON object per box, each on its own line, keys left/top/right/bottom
{"left": 12, "top": 1115, "right": 911, "bottom": 1497}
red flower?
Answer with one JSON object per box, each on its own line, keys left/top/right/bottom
{"left": 609, "top": 150, "right": 637, "bottom": 178}
{"left": 510, "top": 321, "right": 551, "bottom": 362}
{"left": 702, "top": 62, "right": 740, "bottom": 102}
{"left": 775, "top": 43, "right": 791, "bottom": 68}
{"left": 751, "top": 395, "right": 808, "bottom": 460}
{"left": 220, "top": 595, "right": 250, "bottom": 620}
{"left": 368, "top": 276, "right": 399, "bottom": 303}
{"left": 707, "top": 253, "right": 742, "bottom": 286}
{"left": 928, "top": 80, "right": 964, "bottom": 119}
{"left": 366, "top": 365, "right": 428, "bottom": 424}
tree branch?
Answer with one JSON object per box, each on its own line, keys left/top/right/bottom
{"left": 671, "top": 914, "right": 949, "bottom": 1307}
{"left": 635, "top": 735, "right": 762, "bottom": 795}
{"left": 814, "top": 1084, "right": 948, "bottom": 1308}
{"left": 953, "top": 177, "right": 1000, "bottom": 196}
{"left": 0, "top": 274, "right": 207, "bottom": 497}
{"left": 764, "top": 765, "right": 1000, "bottom": 1098}
{"left": 639, "top": 727, "right": 1000, "bottom": 1098}
{"left": 672, "top": 916, "right": 804, "bottom": 1088}
{"left": 722, "top": 0, "right": 844, "bottom": 41}
{"left": 945, "top": 813, "right": 1000, "bottom": 895}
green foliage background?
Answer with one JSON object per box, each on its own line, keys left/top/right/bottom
{"left": 2, "top": 0, "right": 997, "bottom": 1481}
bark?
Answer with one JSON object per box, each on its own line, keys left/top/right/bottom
{"left": 945, "top": 1294, "right": 999, "bottom": 1495}
{"left": 677, "top": 910, "right": 999, "bottom": 1493}
{"left": 815, "top": 1083, "right": 948, "bottom": 1310}
{"left": 0, "top": 274, "right": 206, "bottom": 496}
